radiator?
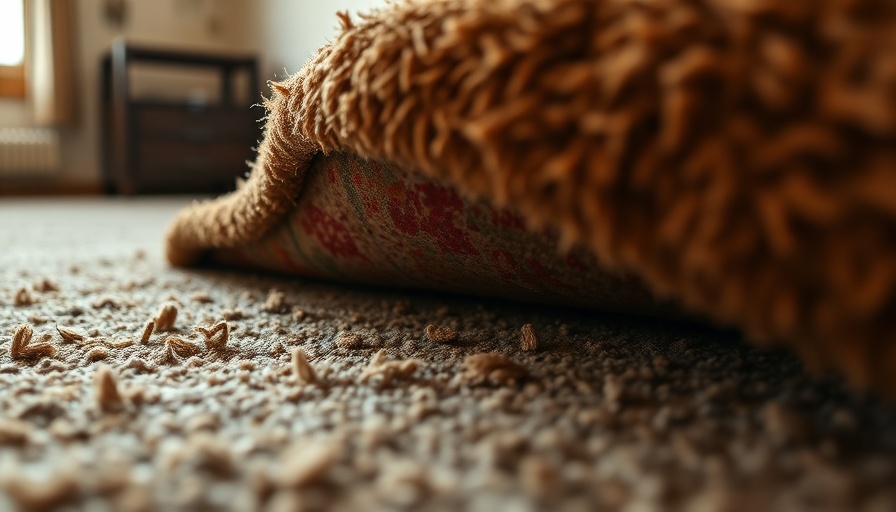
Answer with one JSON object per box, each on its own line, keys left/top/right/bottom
{"left": 0, "top": 128, "right": 60, "bottom": 176}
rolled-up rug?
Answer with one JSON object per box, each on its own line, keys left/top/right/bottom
{"left": 167, "top": 0, "right": 896, "bottom": 396}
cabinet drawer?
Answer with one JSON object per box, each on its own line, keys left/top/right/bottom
{"left": 135, "top": 105, "right": 256, "bottom": 141}
{"left": 137, "top": 139, "right": 251, "bottom": 168}
{"left": 133, "top": 139, "right": 252, "bottom": 192}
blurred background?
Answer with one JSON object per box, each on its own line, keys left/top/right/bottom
{"left": 0, "top": 0, "right": 381, "bottom": 196}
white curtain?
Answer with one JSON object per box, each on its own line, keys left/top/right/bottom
{"left": 26, "top": 0, "right": 77, "bottom": 126}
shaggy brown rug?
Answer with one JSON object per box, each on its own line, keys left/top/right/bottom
{"left": 2, "top": 198, "right": 896, "bottom": 511}
{"left": 166, "top": 0, "right": 896, "bottom": 397}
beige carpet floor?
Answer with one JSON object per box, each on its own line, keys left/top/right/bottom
{"left": 1, "top": 198, "right": 895, "bottom": 512}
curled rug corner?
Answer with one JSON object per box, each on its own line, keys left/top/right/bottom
{"left": 206, "top": 152, "right": 677, "bottom": 317}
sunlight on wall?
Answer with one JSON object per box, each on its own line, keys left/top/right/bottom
{"left": 0, "top": 0, "right": 25, "bottom": 66}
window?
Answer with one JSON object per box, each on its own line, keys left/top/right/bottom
{"left": 0, "top": 0, "right": 26, "bottom": 98}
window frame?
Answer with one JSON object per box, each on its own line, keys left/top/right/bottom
{"left": 0, "top": 0, "right": 26, "bottom": 99}
{"left": 0, "top": 64, "right": 26, "bottom": 98}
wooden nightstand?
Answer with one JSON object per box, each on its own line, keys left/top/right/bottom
{"left": 101, "top": 40, "right": 261, "bottom": 195}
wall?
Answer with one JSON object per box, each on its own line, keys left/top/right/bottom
{"left": 0, "top": 99, "right": 31, "bottom": 126}
{"left": 253, "top": 0, "right": 386, "bottom": 81}
{"left": 0, "top": 0, "right": 386, "bottom": 189}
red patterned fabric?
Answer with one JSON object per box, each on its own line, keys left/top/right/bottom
{"left": 214, "top": 153, "right": 673, "bottom": 315}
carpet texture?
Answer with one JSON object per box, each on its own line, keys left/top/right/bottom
{"left": 2, "top": 198, "right": 896, "bottom": 511}
{"left": 165, "top": 0, "right": 896, "bottom": 396}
